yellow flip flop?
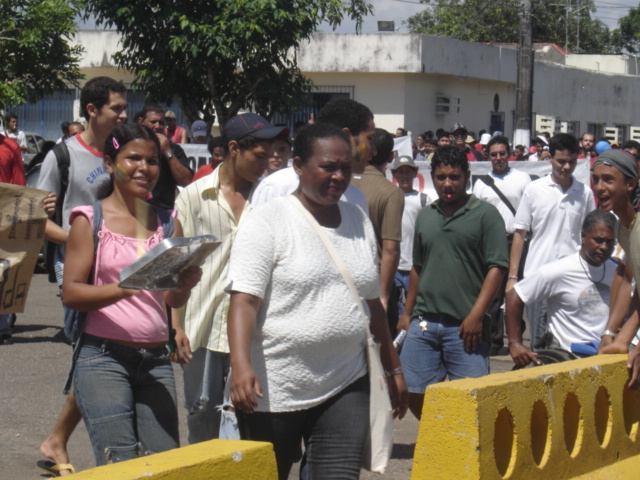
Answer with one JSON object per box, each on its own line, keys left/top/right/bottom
{"left": 37, "top": 460, "right": 75, "bottom": 477}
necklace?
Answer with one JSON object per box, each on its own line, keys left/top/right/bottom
{"left": 579, "top": 255, "right": 606, "bottom": 284}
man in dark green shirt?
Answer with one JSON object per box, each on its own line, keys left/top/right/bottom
{"left": 398, "top": 145, "right": 508, "bottom": 419}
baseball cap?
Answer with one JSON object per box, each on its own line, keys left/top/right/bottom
{"left": 192, "top": 120, "right": 208, "bottom": 137}
{"left": 225, "top": 113, "right": 289, "bottom": 142}
{"left": 391, "top": 156, "right": 417, "bottom": 171}
{"left": 480, "top": 133, "right": 492, "bottom": 145}
{"left": 165, "top": 110, "right": 177, "bottom": 119}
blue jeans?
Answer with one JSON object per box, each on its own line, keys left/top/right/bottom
{"left": 527, "top": 300, "right": 548, "bottom": 352}
{"left": 73, "top": 335, "right": 179, "bottom": 466}
{"left": 237, "top": 375, "right": 369, "bottom": 480}
{"left": 400, "top": 314, "right": 490, "bottom": 393}
{"left": 395, "top": 270, "right": 411, "bottom": 321}
{"left": 181, "top": 348, "right": 230, "bottom": 444}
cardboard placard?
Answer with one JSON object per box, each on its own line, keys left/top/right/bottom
{"left": 0, "top": 183, "right": 48, "bottom": 314}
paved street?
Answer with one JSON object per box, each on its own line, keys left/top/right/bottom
{"left": 0, "top": 273, "right": 515, "bottom": 479}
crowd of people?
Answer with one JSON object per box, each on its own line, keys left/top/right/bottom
{"left": 2, "top": 74, "right": 640, "bottom": 478}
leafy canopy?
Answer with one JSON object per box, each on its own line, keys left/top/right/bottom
{"left": 86, "top": 0, "right": 373, "bottom": 132}
{"left": 612, "top": 3, "right": 640, "bottom": 54}
{"left": 0, "top": 0, "right": 84, "bottom": 109}
{"left": 407, "top": 0, "right": 615, "bottom": 54}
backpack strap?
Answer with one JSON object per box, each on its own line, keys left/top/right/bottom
{"left": 477, "top": 175, "right": 517, "bottom": 216}
{"left": 51, "top": 141, "right": 71, "bottom": 227}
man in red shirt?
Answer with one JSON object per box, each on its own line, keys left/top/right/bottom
{"left": 0, "top": 133, "right": 25, "bottom": 185}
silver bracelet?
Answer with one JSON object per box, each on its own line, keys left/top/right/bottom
{"left": 384, "top": 367, "right": 404, "bottom": 377}
{"left": 601, "top": 329, "right": 616, "bottom": 339}
{"left": 508, "top": 276, "right": 518, "bottom": 280}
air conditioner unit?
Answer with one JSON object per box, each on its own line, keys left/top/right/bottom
{"left": 435, "top": 96, "right": 460, "bottom": 115}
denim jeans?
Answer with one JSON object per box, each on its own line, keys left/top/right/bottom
{"left": 400, "top": 314, "right": 490, "bottom": 393}
{"left": 526, "top": 300, "right": 548, "bottom": 352}
{"left": 73, "top": 335, "right": 179, "bottom": 466}
{"left": 181, "top": 348, "right": 230, "bottom": 444}
{"left": 237, "top": 375, "right": 369, "bottom": 480}
{"left": 395, "top": 270, "right": 411, "bottom": 321}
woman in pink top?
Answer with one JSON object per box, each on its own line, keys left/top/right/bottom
{"left": 63, "top": 124, "right": 201, "bottom": 467}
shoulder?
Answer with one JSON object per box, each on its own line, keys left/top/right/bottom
{"left": 69, "top": 205, "right": 94, "bottom": 226}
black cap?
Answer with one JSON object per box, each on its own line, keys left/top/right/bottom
{"left": 225, "top": 113, "right": 289, "bottom": 142}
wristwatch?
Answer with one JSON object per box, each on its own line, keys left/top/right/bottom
{"left": 601, "top": 329, "right": 616, "bottom": 339}
{"left": 165, "top": 150, "right": 173, "bottom": 160}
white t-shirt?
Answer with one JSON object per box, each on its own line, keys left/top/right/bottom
{"left": 472, "top": 168, "right": 531, "bottom": 234}
{"left": 515, "top": 252, "right": 615, "bottom": 351}
{"left": 399, "top": 191, "right": 430, "bottom": 271}
{"left": 227, "top": 196, "right": 380, "bottom": 412}
{"left": 514, "top": 175, "right": 594, "bottom": 277}
{"left": 5, "top": 130, "right": 26, "bottom": 148}
{"left": 252, "top": 165, "right": 369, "bottom": 214}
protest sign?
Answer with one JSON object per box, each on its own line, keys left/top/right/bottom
{"left": 181, "top": 144, "right": 211, "bottom": 172}
{"left": 0, "top": 184, "right": 48, "bottom": 314}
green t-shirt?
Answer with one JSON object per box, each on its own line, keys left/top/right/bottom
{"left": 412, "top": 194, "right": 509, "bottom": 338}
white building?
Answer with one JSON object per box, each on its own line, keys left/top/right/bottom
{"left": 27, "top": 31, "right": 640, "bottom": 144}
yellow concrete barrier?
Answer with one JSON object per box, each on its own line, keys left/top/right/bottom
{"left": 412, "top": 354, "right": 640, "bottom": 479}
{"left": 70, "top": 439, "right": 277, "bottom": 479}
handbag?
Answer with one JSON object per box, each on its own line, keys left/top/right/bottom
{"left": 288, "top": 196, "right": 394, "bottom": 474}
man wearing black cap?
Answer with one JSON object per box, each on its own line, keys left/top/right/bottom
{"left": 450, "top": 122, "right": 484, "bottom": 162}
{"left": 173, "top": 113, "right": 289, "bottom": 444}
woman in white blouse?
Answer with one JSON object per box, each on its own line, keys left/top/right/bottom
{"left": 227, "top": 123, "right": 407, "bottom": 480}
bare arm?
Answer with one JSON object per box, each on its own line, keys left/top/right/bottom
{"left": 228, "top": 291, "right": 263, "bottom": 413}
{"left": 379, "top": 239, "right": 400, "bottom": 312}
{"left": 180, "top": 128, "right": 188, "bottom": 144}
{"left": 505, "top": 287, "right": 539, "bottom": 366}
{"left": 506, "top": 229, "right": 527, "bottom": 292}
{"left": 368, "top": 298, "right": 408, "bottom": 419}
{"left": 598, "top": 262, "right": 632, "bottom": 351}
{"left": 44, "top": 218, "right": 68, "bottom": 244}
{"left": 158, "top": 135, "right": 193, "bottom": 187}
{"left": 459, "top": 266, "right": 505, "bottom": 352}
{"left": 397, "top": 265, "right": 421, "bottom": 332}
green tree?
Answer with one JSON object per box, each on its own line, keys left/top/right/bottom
{"left": 0, "top": 0, "right": 84, "bottom": 109}
{"left": 85, "top": 0, "right": 372, "bottom": 133}
{"left": 611, "top": 3, "right": 640, "bottom": 54}
{"left": 407, "top": 0, "right": 614, "bottom": 54}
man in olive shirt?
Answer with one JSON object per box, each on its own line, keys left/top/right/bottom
{"left": 398, "top": 146, "right": 508, "bottom": 419}
{"left": 351, "top": 128, "right": 404, "bottom": 333}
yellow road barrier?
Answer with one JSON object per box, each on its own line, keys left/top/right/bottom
{"left": 71, "top": 439, "right": 277, "bottom": 479}
{"left": 412, "top": 354, "right": 640, "bottom": 479}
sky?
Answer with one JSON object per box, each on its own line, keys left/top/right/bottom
{"left": 320, "top": 0, "right": 640, "bottom": 34}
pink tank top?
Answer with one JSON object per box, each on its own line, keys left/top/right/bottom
{"left": 166, "top": 125, "right": 185, "bottom": 144}
{"left": 69, "top": 205, "right": 173, "bottom": 343}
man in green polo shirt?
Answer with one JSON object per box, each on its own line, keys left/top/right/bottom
{"left": 398, "top": 145, "right": 508, "bottom": 419}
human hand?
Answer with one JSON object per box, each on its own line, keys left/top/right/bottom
{"left": 597, "top": 335, "right": 614, "bottom": 354}
{"left": 176, "top": 266, "right": 203, "bottom": 291}
{"left": 387, "top": 373, "right": 408, "bottom": 420}
{"left": 156, "top": 133, "right": 172, "bottom": 157}
{"left": 599, "top": 340, "right": 628, "bottom": 355}
{"left": 506, "top": 277, "right": 518, "bottom": 292}
{"left": 509, "top": 342, "right": 539, "bottom": 368}
{"left": 459, "top": 315, "right": 482, "bottom": 352}
{"left": 230, "top": 363, "right": 263, "bottom": 413}
{"left": 397, "top": 312, "right": 411, "bottom": 332}
{"left": 44, "top": 192, "right": 57, "bottom": 217}
{"left": 171, "top": 325, "right": 192, "bottom": 364}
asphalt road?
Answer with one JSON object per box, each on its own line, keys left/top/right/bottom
{"left": 0, "top": 273, "right": 515, "bottom": 479}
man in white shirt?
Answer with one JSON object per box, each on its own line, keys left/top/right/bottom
{"left": 506, "top": 210, "right": 617, "bottom": 367}
{"left": 472, "top": 135, "right": 531, "bottom": 355}
{"left": 507, "top": 133, "right": 595, "bottom": 351}
{"left": 4, "top": 113, "right": 27, "bottom": 152}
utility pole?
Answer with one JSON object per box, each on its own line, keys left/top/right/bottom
{"left": 514, "top": 0, "right": 533, "bottom": 148}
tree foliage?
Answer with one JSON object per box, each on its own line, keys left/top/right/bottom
{"left": 612, "top": 4, "right": 640, "bottom": 54}
{"left": 407, "top": 0, "right": 615, "bottom": 54}
{"left": 85, "top": 0, "right": 373, "bottom": 132}
{"left": 0, "top": 0, "right": 84, "bottom": 109}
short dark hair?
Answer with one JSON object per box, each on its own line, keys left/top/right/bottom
{"left": 207, "top": 136, "right": 227, "bottom": 155}
{"left": 396, "top": 127, "right": 407, "bottom": 136}
{"left": 427, "top": 139, "right": 438, "bottom": 147}
{"left": 293, "top": 123, "right": 351, "bottom": 165}
{"left": 135, "top": 104, "right": 165, "bottom": 123}
{"left": 515, "top": 144, "right": 525, "bottom": 151}
{"left": 621, "top": 140, "right": 640, "bottom": 152}
{"left": 5, "top": 112, "right": 17, "bottom": 123}
{"left": 581, "top": 209, "right": 616, "bottom": 235}
{"left": 60, "top": 121, "right": 70, "bottom": 136}
{"left": 317, "top": 98, "right": 373, "bottom": 137}
{"left": 487, "top": 135, "right": 510, "bottom": 151}
{"left": 99, "top": 124, "right": 160, "bottom": 199}
{"left": 581, "top": 132, "right": 595, "bottom": 140}
{"left": 369, "top": 128, "right": 394, "bottom": 167}
{"left": 431, "top": 145, "right": 469, "bottom": 174}
{"left": 437, "top": 131, "right": 450, "bottom": 140}
{"left": 549, "top": 133, "right": 579, "bottom": 156}
{"left": 80, "top": 77, "right": 127, "bottom": 121}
